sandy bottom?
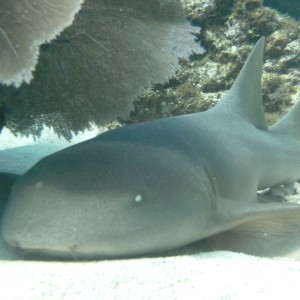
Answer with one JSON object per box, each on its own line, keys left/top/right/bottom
{"left": 0, "top": 251, "right": 300, "bottom": 300}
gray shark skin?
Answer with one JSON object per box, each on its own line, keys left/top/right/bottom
{"left": 3, "top": 37, "right": 300, "bottom": 260}
{"left": 0, "top": 173, "right": 19, "bottom": 215}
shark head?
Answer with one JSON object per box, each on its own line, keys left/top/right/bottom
{"left": 2, "top": 140, "right": 218, "bottom": 258}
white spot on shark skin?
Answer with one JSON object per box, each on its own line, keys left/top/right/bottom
{"left": 134, "top": 194, "right": 143, "bottom": 203}
{"left": 35, "top": 181, "right": 43, "bottom": 189}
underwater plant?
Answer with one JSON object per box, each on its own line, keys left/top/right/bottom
{"left": 0, "top": 0, "right": 201, "bottom": 139}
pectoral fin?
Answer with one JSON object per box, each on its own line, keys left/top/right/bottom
{"left": 207, "top": 198, "right": 300, "bottom": 258}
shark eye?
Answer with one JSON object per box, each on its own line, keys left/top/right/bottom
{"left": 134, "top": 194, "right": 143, "bottom": 203}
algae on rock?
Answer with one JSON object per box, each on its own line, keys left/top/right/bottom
{"left": 126, "top": 0, "right": 300, "bottom": 127}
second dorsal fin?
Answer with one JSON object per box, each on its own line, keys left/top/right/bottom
{"left": 270, "top": 98, "right": 300, "bottom": 140}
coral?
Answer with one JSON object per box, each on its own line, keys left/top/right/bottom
{"left": 2, "top": 0, "right": 300, "bottom": 138}
{"left": 264, "top": 0, "right": 300, "bottom": 20}
{"left": 0, "top": 0, "right": 84, "bottom": 87}
{"left": 1, "top": 0, "right": 202, "bottom": 139}
{"left": 125, "top": 0, "right": 300, "bottom": 127}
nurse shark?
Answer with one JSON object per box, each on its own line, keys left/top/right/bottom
{"left": 3, "top": 37, "right": 300, "bottom": 259}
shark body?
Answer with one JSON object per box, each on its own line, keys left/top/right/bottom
{"left": 3, "top": 37, "right": 300, "bottom": 259}
{"left": 0, "top": 173, "right": 19, "bottom": 215}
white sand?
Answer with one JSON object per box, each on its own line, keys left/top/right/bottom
{"left": 1, "top": 252, "right": 300, "bottom": 300}
{"left": 1, "top": 127, "right": 300, "bottom": 300}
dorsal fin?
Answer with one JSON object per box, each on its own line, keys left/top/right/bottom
{"left": 213, "top": 37, "right": 268, "bottom": 130}
{"left": 270, "top": 98, "right": 300, "bottom": 140}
